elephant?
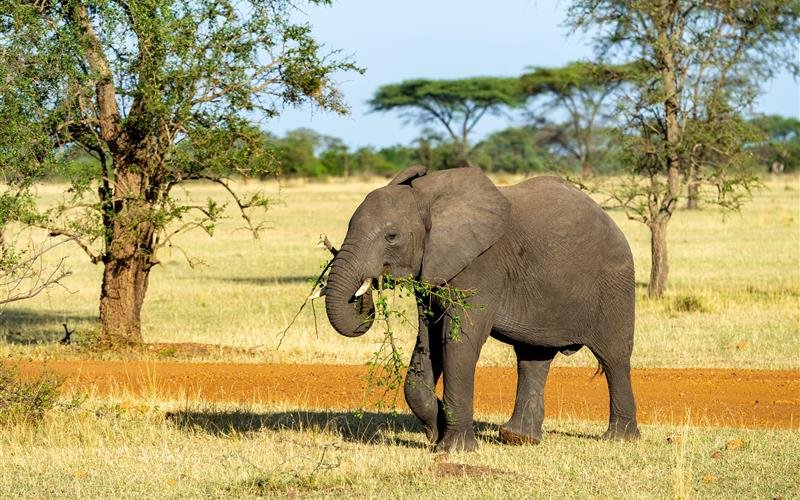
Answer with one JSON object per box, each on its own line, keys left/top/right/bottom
{"left": 323, "top": 165, "right": 639, "bottom": 452}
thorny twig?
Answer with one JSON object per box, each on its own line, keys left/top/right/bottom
{"left": 0, "top": 239, "right": 73, "bottom": 306}
{"left": 271, "top": 259, "right": 333, "bottom": 351}
{"left": 267, "top": 234, "right": 338, "bottom": 351}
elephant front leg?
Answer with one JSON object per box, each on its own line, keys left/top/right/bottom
{"left": 499, "top": 345, "right": 557, "bottom": 445}
{"left": 434, "top": 310, "right": 492, "bottom": 453}
{"left": 404, "top": 304, "right": 444, "bottom": 443}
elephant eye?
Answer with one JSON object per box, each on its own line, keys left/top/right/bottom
{"left": 385, "top": 231, "right": 399, "bottom": 243}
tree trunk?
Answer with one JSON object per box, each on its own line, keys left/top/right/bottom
{"left": 581, "top": 158, "right": 592, "bottom": 177}
{"left": 686, "top": 163, "right": 699, "bottom": 209}
{"left": 97, "top": 169, "right": 156, "bottom": 345}
{"left": 99, "top": 253, "right": 151, "bottom": 344}
{"left": 648, "top": 9, "right": 682, "bottom": 299}
{"left": 686, "top": 181, "right": 699, "bottom": 209}
{"left": 456, "top": 137, "right": 471, "bottom": 167}
{"left": 647, "top": 217, "right": 670, "bottom": 298}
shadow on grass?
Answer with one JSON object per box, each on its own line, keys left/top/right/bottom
{"left": 544, "top": 429, "right": 600, "bottom": 440}
{"left": 166, "top": 408, "right": 501, "bottom": 449}
{"left": 0, "top": 308, "right": 96, "bottom": 345}
{"left": 212, "top": 275, "right": 314, "bottom": 287}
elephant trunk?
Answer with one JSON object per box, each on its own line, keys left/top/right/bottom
{"left": 325, "top": 248, "right": 375, "bottom": 337}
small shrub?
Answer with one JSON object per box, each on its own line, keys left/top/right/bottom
{"left": 0, "top": 362, "right": 62, "bottom": 425}
{"left": 667, "top": 294, "right": 709, "bottom": 314}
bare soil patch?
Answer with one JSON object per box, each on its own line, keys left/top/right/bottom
{"left": 12, "top": 360, "right": 799, "bottom": 429}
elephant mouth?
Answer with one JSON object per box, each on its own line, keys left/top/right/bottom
{"left": 351, "top": 266, "right": 395, "bottom": 300}
{"left": 325, "top": 260, "right": 403, "bottom": 338}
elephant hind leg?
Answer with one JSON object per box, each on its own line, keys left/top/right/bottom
{"left": 499, "top": 345, "right": 557, "bottom": 445}
{"left": 590, "top": 347, "right": 640, "bottom": 440}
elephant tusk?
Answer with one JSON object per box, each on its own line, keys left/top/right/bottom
{"left": 354, "top": 278, "right": 372, "bottom": 298}
{"left": 309, "top": 285, "right": 326, "bottom": 300}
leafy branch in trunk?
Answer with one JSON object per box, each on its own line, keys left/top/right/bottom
{"left": 277, "top": 238, "right": 478, "bottom": 415}
{"left": 358, "top": 274, "right": 478, "bottom": 415}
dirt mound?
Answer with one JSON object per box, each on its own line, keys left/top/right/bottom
{"left": 13, "top": 360, "right": 799, "bottom": 429}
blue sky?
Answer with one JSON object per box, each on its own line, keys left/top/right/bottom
{"left": 267, "top": 0, "right": 800, "bottom": 149}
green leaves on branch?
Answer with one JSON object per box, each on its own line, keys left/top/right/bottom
{"left": 361, "top": 273, "right": 478, "bottom": 414}
{"left": 370, "top": 78, "right": 526, "bottom": 112}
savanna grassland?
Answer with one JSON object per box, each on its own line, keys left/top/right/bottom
{"left": 1, "top": 395, "right": 798, "bottom": 499}
{"left": 1, "top": 174, "right": 798, "bottom": 369}
{"left": 1, "top": 174, "right": 798, "bottom": 499}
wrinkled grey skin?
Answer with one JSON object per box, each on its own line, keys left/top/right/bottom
{"left": 324, "top": 166, "right": 639, "bottom": 452}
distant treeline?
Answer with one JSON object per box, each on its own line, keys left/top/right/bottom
{"left": 267, "top": 115, "right": 800, "bottom": 176}
{"left": 60, "top": 114, "right": 799, "bottom": 180}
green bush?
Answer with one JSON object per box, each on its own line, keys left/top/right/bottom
{"left": 0, "top": 362, "right": 62, "bottom": 425}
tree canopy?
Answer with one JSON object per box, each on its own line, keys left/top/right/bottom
{"left": 369, "top": 77, "right": 526, "bottom": 165}
{"left": 520, "top": 61, "right": 639, "bottom": 175}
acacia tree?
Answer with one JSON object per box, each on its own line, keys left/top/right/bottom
{"left": 521, "top": 61, "right": 636, "bottom": 176}
{"left": 0, "top": 0, "right": 359, "bottom": 344}
{"left": 568, "top": 0, "right": 800, "bottom": 297}
{"left": 369, "top": 77, "right": 525, "bottom": 166}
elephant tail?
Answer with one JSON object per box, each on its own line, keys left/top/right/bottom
{"left": 591, "top": 363, "right": 605, "bottom": 380}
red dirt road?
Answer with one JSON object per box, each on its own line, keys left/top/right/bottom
{"left": 14, "top": 360, "right": 799, "bottom": 429}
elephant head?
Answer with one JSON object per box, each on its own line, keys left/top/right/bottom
{"left": 324, "top": 165, "right": 511, "bottom": 337}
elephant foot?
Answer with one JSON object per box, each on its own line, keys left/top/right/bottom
{"left": 601, "top": 420, "right": 640, "bottom": 441}
{"left": 423, "top": 424, "right": 439, "bottom": 444}
{"left": 434, "top": 428, "right": 478, "bottom": 453}
{"left": 498, "top": 425, "right": 541, "bottom": 445}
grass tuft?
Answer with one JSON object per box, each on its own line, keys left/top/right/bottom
{"left": 0, "top": 362, "right": 62, "bottom": 426}
{"left": 668, "top": 294, "right": 709, "bottom": 314}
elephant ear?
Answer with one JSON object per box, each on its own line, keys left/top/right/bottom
{"left": 388, "top": 164, "right": 427, "bottom": 186}
{"left": 411, "top": 167, "right": 510, "bottom": 285}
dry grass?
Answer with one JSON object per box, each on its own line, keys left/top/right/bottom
{"left": 0, "top": 394, "right": 797, "bottom": 499}
{"left": 0, "top": 174, "right": 798, "bottom": 369}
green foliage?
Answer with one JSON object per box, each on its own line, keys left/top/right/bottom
{"left": 409, "top": 132, "right": 464, "bottom": 171}
{"left": 262, "top": 129, "right": 419, "bottom": 177}
{"left": 567, "top": 0, "right": 800, "bottom": 296}
{"left": 370, "top": 77, "right": 525, "bottom": 113}
{"left": 269, "top": 128, "right": 326, "bottom": 177}
{"left": 0, "top": 0, "right": 362, "bottom": 340}
{"left": 472, "top": 126, "right": 556, "bottom": 173}
{"left": 0, "top": 157, "right": 70, "bottom": 309}
{"left": 749, "top": 114, "right": 800, "bottom": 172}
{"left": 0, "top": 363, "right": 62, "bottom": 426}
{"left": 520, "top": 61, "right": 641, "bottom": 95}
{"left": 358, "top": 273, "right": 478, "bottom": 413}
{"left": 567, "top": 0, "right": 800, "bottom": 193}
{"left": 519, "top": 61, "right": 640, "bottom": 175}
